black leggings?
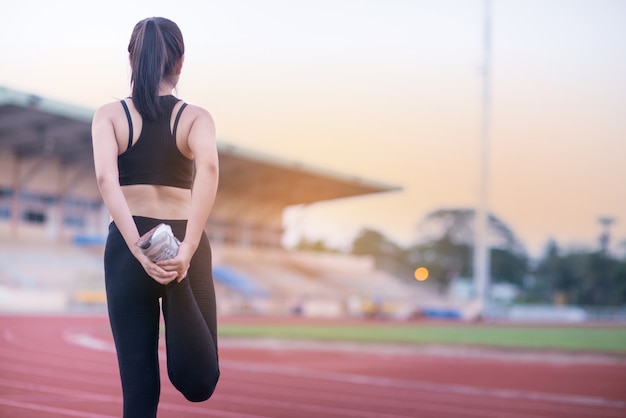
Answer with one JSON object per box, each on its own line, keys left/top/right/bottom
{"left": 104, "top": 216, "right": 220, "bottom": 418}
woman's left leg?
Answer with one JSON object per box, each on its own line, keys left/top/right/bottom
{"left": 105, "top": 220, "right": 163, "bottom": 417}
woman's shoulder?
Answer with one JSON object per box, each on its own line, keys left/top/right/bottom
{"left": 176, "top": 101, "right": 216, "bottom": 143}
{"left": 180, "top": 101, "right": 212, "bottom": 119}
{"left": 93, "top": 99, "right": 127, "bottom": 120}
{"left": 179, "top": 101, "right": 215, "bottom": 129}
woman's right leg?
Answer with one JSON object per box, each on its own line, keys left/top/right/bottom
{"left": 105, "top": 222, "right": 162, "bottom": 418}
{"left": 161, "top": 229, "right": 220, "bottom": 402}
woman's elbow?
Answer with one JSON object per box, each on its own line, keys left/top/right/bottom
{"left": 96, "top": 174, "right": 118, "bottom": 193}
{"left": 197, "top": 161, "right": 219, "bottom": 179}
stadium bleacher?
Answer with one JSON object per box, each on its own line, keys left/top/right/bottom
{"left": 0, "top": 239, "right": 104, "bottom": 312}
{"left": 0, "top": 237, "right": 438, "bottom": 319}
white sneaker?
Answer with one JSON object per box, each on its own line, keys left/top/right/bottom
{"left": 136, "top": 223, "right": 180, "bottom": 262}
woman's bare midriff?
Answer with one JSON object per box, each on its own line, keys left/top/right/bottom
{"left": 122, "top": 184, "right": 191, "bottom": 219}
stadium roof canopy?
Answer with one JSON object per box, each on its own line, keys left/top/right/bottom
{"left": 0, "top": 86, "right": 400, "bottom": 228}
{"left": 0, "top": 87, "right": 94, "bottom": 166}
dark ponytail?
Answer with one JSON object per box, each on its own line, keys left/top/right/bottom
{"left": 128, "top": 17, "right": 185, "bottom": 120}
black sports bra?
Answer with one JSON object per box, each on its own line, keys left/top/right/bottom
{"left": 117, "top": 96, "right": 194, "bottom": 189}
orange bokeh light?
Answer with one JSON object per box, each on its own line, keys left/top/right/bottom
{"left": 414, "top": 267, "right": 429, "bottom": 281}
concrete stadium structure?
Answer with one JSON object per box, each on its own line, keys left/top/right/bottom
{"left": 0, "top": 86, "right": 434, "bottom": 317}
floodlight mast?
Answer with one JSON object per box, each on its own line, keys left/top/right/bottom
{"left": 474, "top": 0, "right": 492, "bottom": 318}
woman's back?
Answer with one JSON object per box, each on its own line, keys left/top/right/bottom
{"left": 100, "top": 95, "right": 206, "bottom": 220}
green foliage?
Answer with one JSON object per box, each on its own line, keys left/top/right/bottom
{"left": 407, "top": 208, "right": 528, "bottom": 289}
{"left": 409, "top": 239, "right": 472, "bottom": 291}
{"left": 350, "top": 228, "right": 414, "bottom": 278}
{"left": 347, "top": 209, "right": 626, "bottom": 306}
{"left": 407, "top": 239, "right": 528, "bottom": 291}
{"left": 491, "top": 248, "right": 528, "bottom": 286}
{"left": 351, "top": 229, "right": 392, "bottom": 256}
{"left": 533, "top": 241, "right": 626, "bottom": 306}
{"left": 349, "top": 209, "right": 530, "bottom": 289}
{"left": 295, "top": 238, "right": 338, "bottom": 253}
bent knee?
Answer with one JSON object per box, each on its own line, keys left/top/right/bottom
{"left": 184, "top": 382, "right": 217, "bottom": 402}
{"left": 182, "top": 372, "right": 220, "bottom": 402}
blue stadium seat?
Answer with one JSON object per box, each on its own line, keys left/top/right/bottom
{"left": 212, "top": 264, "right": 269, "bottom": 298}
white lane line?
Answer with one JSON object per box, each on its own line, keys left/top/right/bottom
{"left": 0, "top": 377, "right": 120, "bottom": 403}
{"left": 0, "top": 358, "right": 550, "bottom": 418}
{"left": 0, "top": 377, "right": 267, "bottom": 418}
{"left": 221, "top": 359, "right": 626, "bottom": 409}
{"left": 63, "top": 332, "right": 115, "bottom": 353}
{"left": 65, "top": 332, "right": 626, "bottom": 413}
{"left": 0, "top": 398, "right": 117, "bottom": 418}
{"left": 215, "top": 378, "right": 608, "bottom": 418}
{"left": 212, "top": 392, "right": 529, "bottom": 418}
{"left": 0, "top": 361, "right": 118, "bottom": 388}
{"left": 158, "top": 401, "right": 270, "bottom": 418}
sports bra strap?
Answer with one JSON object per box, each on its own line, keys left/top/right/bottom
{"left": 172, "top": 103, "right": 188, "bottom": 137}
{"left": 120, "top": 100, "right": 133, "bottom": 150}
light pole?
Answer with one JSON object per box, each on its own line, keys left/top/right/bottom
{"left": 473, "top": 0, "right": 492, "bottom": 317}
{"left": 598, "top": 216, "right": 615, "bottom": 254}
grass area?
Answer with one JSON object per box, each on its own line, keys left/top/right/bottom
{"left": 218, "top": 322, "right": 626, "bottom": 353}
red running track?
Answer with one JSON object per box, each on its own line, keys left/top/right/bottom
{"left": 0, "top": 315, "right": 625, "bottom": 418}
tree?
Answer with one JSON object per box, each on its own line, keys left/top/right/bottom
{"left": 410, "top": 208, "right": 528, "bottom": 289}
{"left": 532, "top": 240, "right": 626, "bottom": 306}
{"left": 416, "top": 208, "right": 526, "bottom": 255}
{"left": 350, "top": 228, "right": 413, "bottom": 279}
{"left": 351, "top": 229, "right": 388, "bottom": 257}
{"left": 409, "top": 238, "right": 470, "bottom": 292}
{"left": 295, "top": 237, "right": 336, "bottom": 253}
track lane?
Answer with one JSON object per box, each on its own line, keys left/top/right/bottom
{"left": 1, "top": 315, "right": 625, "bottom": 418}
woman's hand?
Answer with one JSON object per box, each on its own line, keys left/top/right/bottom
{"left": 133, "top": 248, "right": 178, "bottom": 285}
{"left": 156, "top": 241, "right": 195, "bottom": 283}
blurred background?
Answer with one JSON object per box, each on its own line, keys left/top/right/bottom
{"left": 1, "top": 0, "right": 625, "bottom": 320}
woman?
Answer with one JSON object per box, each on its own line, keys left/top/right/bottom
{"left": 91, "top": 17, "right": 220, "bottom": 417}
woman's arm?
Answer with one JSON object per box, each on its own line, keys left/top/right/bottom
{"left": 157, "top": 106, "right": 219, "bottom": 281}
{"left": 92, "top": 103, "right": 177, "bottom": 284}
{"left": 183, "top": 107, "right": 219, "bottom": 250}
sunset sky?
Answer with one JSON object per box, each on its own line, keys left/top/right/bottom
{"left": 2, "top": 0, "right": 625, "bottom": 258}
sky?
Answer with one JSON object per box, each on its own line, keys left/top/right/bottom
{"left": 1, "top": 0, "right": 625, "bottom": 258}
